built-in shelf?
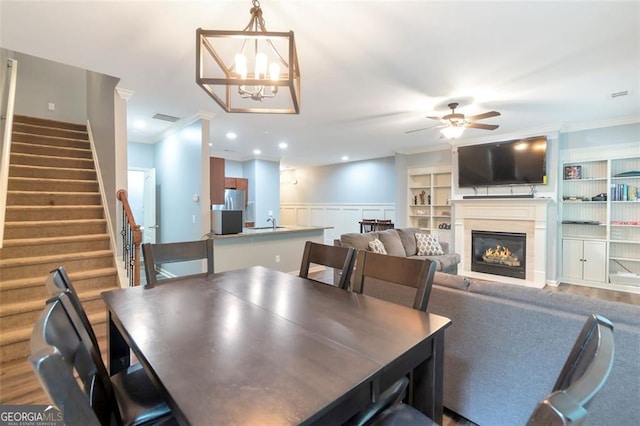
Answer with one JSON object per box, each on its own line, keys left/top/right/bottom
{"left": 560, "top": 156, "right": 640, "bottom": 292}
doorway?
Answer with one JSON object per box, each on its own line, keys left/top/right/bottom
{"left": 127, "top": 168, "right": 157, "bottom": 244}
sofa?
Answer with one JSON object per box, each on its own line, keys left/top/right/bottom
{"left": 361, "top": 272, "right": 640, "bottom": 426}
{"left": 335, "top": 227, "right": 460, "bottom": 274}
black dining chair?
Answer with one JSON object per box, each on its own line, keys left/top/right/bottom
{"left": 142, "top": 239, "right": 214, "bottom": 286}
{"left": 299, "top": 241, "right": 356, "bottom": 290}
{"left": 29, "top": 291, "right": 173, "bottom": 426}
{"left": 350, "top": 314, "right": 615, "bottom": 426}
{"left": 360, "top": 219, "right": 377, "bottom": 233}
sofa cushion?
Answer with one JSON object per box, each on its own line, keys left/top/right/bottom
{"left": 411, "top": 253, "right": 460, "bottom": 273}
{"left": 416, "top": 233, "right": 444, "bottom": 256}
{"left": 376, "top": 229, "right": 406, "bottom": 257}
{"left": 396, "top": 227, "right": 422, "bottom": 256}
{"left": 368, "top": 238, "right": 387, "bottom": 254}
{"left": 340, "top": 232, "right": 377, "bottom": 251}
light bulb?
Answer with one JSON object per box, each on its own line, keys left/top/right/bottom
{"left": 255, "top": 53, "right": 267, "bottom": 77}
{"left": 235, "top": 53, "right": 247, "bottom": 79}
{"left": 269, "top": 63, "right": 280, "bottom": 81}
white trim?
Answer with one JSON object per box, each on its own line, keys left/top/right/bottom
{"left": 87, "top": 121, "right": 128, "bottom": 288}
{"left": 0, "top": 58, "right": 18, "bottom": 248}
{"left": 280, "top": 203, "right": 395, "bottom": 244}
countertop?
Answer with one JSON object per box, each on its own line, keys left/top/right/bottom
{"left": 209, "top": 225, "right": 331, "bottom": 239}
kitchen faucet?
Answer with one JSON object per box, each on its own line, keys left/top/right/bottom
{"left": 267, "top": 215, "right": 276, "bottom": 230}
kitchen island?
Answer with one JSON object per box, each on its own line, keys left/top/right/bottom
{"left": 210, "top": 225, "right": 330, "bottom": 273}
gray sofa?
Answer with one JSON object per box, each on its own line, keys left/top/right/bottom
{"left": 361, "top": 273, "right": 640, "bottom": 426}
{"left": 335, "top": 227, "right": 460, "bottom": 274}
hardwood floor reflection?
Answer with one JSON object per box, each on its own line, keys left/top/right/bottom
{"left": 550, "top": 282, "right": 640, "bottom": 305}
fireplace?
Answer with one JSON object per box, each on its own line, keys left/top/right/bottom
{"left": 471, "top": 230, "right": 526, "bottom": 279}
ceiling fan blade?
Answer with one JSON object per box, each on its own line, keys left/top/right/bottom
{"left": 466, "top": 122, "right": 499, "bottom": 130}
{"left": 467, "top": 111, "right": 501, "bottom": 121}
{"left": 405, "top": 126, "right": 433, "bottom": 134}
{"left": 426, "top": 116, "right": 443, "bottom": 121}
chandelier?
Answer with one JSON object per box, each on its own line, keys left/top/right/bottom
{"left": 196, "top": 0, "right": 300, "bottom": 114}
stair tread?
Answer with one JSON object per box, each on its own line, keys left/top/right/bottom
{"left": 10, "top": 152, "right": 94, "bottom": 163}
{"left": 7, "top": 190, "right": 100, "bottom": 196}
{"left": 5, "top": 218, "right": 106, "bottom": 227}
{"left": 0, "top": 267, "right": 117, "bottom": 291}
{"left": 0, "top": 288, "right": 109, "bottom": 317}
{"left": 10, "top": 164, "right": 95, "bottom": 173}
{"left": 11, "top": 141, "right": 91, "bottom": 152}
{"left": 2, "top": 233, "right": 109, "bottom": 247}
{"left": 0, "top": 311, "right": 106, "bottom": 345}
{"left": 0, "top": 249, "right": 113, "bottom": 268}
{"left": 5, "top": 205, "right": 102, "bottom": 210}
{"left": 9, "top": 176, "right": 97, "bottom": 184}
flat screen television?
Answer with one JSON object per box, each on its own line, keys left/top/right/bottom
{"left": 457, "top": 136, "right": 547, "bottom": 187}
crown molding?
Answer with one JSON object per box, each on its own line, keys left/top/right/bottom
{"left": 115, "top": 87, "right": 134, "bottom": 101}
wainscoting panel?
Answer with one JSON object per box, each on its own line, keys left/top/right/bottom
{"left": 280, "top": 203, "right": 396, "bottom": 244}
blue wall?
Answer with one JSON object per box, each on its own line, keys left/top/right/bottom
{"left": 128, "top": 142, "right": 155, "bottom": 169}
{"left": 280, "top": 156, "right": 396, "bottom": 204}
{"left": 154, "top": 122, "right": 205, "bottom": 244}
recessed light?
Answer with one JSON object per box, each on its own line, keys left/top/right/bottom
{"left": 133, "top": 120, "right": 146, "bottom": 129}
{"left": 278, "top": 142, "right": 288, "bottom": 149}
{"left": 341, "top": 156, "right": 349, "bottom": 161}
{"left": 226, "top": 132, "right": 237, "bottom": 139}
{"left": 253, "top": 149, "right": 262, "bottom": 155}
{"left": 208, "top": 143, "right": 212, "bottom": 147}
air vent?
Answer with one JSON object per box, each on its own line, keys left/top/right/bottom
{"left": 152, "top": 113, "right": 181, "bottom": 122}
{"left": 609, "top": 90, "right": 629, "bottom": 99}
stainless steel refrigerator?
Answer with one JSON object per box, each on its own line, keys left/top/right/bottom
{"left": 211, "top": 189, "right": 245, "bottom": 234}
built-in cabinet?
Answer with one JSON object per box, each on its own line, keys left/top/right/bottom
{"left": 562, "top": 239, "right": 607, "bottom": 283}
{"left": 408, "top": 166, "right": 452, "bottom": 242}
{"left": 210, "top": 157, "right": 225, "bottom": 205}
{"left": 560, "top": 156, "right": 640, "bottom": 291}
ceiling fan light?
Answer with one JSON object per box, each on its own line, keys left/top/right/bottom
{"left": 441, "top": 126, "right": 465, "bottom": 139}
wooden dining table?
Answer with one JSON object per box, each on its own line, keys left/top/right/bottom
{"left": 102, "top": 266, "right": 451, "bottom": 425}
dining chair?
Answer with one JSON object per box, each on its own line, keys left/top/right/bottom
{"left": 374, "top": 219, "right": 394, "bottom": 231}
{"left": 299, "top": 241, "right": 356, "bottom": 290}
{"left": 29, "top": 292, "right": 173, "bottom": 426}
{"left": 352, "top": 250, "right": 436, "bottom": 312}
{"left": 142, "top": 239, "right": 214, "bottom": 286}
{"left": 527, "top": 314, "right": 615, "bottom": 425}
{"left": 350, "top": 314, "right": 615, "bottom": 426}
{"left": 360, "top": 219, "right": 377, "bottom": 233}
{"left": 44, "top": 266, "right": 101, "bottom": 352}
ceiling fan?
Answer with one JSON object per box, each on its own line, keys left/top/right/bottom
{"left": 406, "top": 102, "right": 501, "bottom": 138}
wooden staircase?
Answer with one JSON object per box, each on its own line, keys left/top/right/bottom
{"left": 0, "top": 115, "right": 119, "bottom": 404}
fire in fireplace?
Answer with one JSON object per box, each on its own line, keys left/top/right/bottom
{"left": 471, "top": 230, "right": 526, "bottom": 279}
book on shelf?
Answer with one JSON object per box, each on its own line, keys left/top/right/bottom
{"left": 610, "top": 183, "right": 639, "bottom": 201}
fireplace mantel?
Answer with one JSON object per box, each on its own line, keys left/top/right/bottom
{"left": 453, "top": 198, "right": 552, "bottom": 288}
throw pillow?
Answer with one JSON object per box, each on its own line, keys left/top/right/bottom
{"left": 416, "top": 233, "right": 444, "bottom": 256}
{"left": 368, "top": 238, "right": 387, "bottom": 254}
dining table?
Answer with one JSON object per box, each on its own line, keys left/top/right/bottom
{"left": 102, "top": 266, "right": 451, "bottom": 425}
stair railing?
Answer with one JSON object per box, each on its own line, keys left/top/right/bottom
{"left": 0, "top": 57, "right": 19, "bottom": 248}
{"left": 116, "top": 189, "right": 142, "bottom": 286}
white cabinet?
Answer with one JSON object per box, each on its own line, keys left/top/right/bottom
{"left": 562, "top": 239, "right": 606, "bottom": 283}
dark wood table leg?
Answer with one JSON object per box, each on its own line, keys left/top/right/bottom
{"left": 412, "top": 329, "right": 445, "bottom": 423}
{"left": 107, "top": 310, "right": 130, "bottom": 376}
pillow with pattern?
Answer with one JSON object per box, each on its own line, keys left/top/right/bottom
{"left": 368, "top": 238, "right": 387, "bottom": 254}
{"left": 415, "top": 233, "right": 444, "bottom": 256}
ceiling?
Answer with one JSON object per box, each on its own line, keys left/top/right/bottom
{"left": 2, "top": 1, "right": 639, "bottom": 169}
